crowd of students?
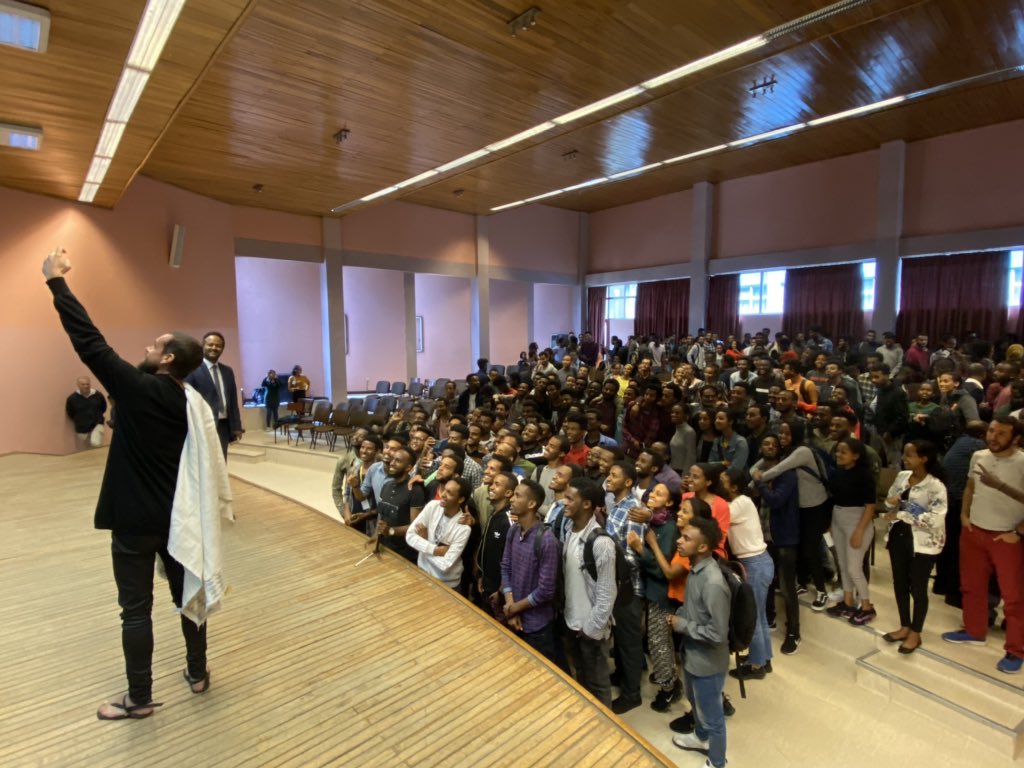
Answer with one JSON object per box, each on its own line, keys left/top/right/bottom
{"left": 331, "top": 327, "right": 1024, "bottom": 768}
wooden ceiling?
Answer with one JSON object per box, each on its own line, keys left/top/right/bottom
{"left": 3, "top": 0, "right": 1024, "bottom": 217}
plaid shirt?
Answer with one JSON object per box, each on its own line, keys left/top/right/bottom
{"left": 605, "top": 495, "right": 647, "bottom": 597}
{"left": 857, "top": 372, "right": 877, "bottom": 408}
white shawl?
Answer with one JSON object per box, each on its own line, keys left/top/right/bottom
{"left": 168, "top": 383, "right": 234, "bottom": 626}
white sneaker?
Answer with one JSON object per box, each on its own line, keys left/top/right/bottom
{"left": 672, "top": 732, "right": 710, "bottom": 752}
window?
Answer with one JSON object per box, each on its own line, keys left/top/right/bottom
{"left": 1009, "top": 250, "right": 1023, "bottom": 308}
{"left": 738, "top": 270, "right": 786, "bottom": 315}
{"left": 861, "top": 261, "right": 876, "bottom": 312}
{"left": 606, "top": 282, "right": 637, "bottom": 319}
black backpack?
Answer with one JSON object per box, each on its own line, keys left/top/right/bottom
{"left": 583, "top": 528, "right": 635, "bottom": 609}
{"left": 716, "top": 557, "right": 758, "bottom": 698}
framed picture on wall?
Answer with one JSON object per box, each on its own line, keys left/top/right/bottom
{"left": 416, "top": 315, "right": 424, "bottom": 352}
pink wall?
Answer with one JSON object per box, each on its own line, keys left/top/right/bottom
{"left": 489, "top": 206, "right": 580, "bottom": 274}
{"left": 232, "top": 205, "right": 322, "bottom": 246}
{"left": 904, "top": 120, "right": 1024, "bottom": 237}
{"left": 234, "top": 257, "right": 325, "bottom": 396}
{"left": 0, "top": 177, "right": 237, "bottom": 455}
{"left": 340, "top": 201, "right": 476, "bottom": 264}
{"left": 533, "top": 283, "right": 575, "bottom": 344}
{"left": 588, "top": 190, "right": 692, "bottom": 273}
{"left": 343, "top": 266, "right": 408, "bottom": 390}
{"left": 415, "top": 273, "right": 472, "bottom": 380}
{"left": 716, "top": 150, "right": 879, "bottom": 260}
{"left": 489, "top": 280, "right": 530, "bottom": 367}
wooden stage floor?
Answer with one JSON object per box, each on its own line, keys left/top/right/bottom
{"left": 0, "top": 451, "right": 672, "bottom": 768}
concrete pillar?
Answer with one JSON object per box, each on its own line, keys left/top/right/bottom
{"left": 689, "top": 181, "right": 714, "bottom": 332}
{"left": 404, "top": 272, "right": 417, "bottom": 382}
{"left": 320, "top": 217, "right": 347, "bottom": 402}
{"left": 873, "top": 140, "right": 906, "bottom": 334}
{"left": 471, "top": 215, "right": 490, "bottom": 366}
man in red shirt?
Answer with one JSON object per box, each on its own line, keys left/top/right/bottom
{"left": 562, "top": 413, "right": 591, "bottom": 467}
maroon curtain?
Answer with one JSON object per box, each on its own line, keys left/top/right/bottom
{"left": 707, "top": 274, "right": 740, "bottom": 341}
{"left": 896, "top": 251, "right": 1008, "bottom": 344}
{"left": 783, "top": 263, "right": 863, "bottom": 340}
{"left": 634, "top": 279, "right": 690, "bottom": 338}
{"left": 587, "top": 285, "right": 607, "bottom": 348}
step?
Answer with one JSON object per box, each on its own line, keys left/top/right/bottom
{"left": 857, "top": 644, "right": 1024, "bottom": 759}
{"left": 228, "top": 444, "right": 266, "bottom": 463}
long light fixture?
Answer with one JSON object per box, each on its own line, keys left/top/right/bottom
{"left": 728, "top": 123, "right": 806, "bottom": 147}
{"left": 807, "top": 96, "right": 905, "bottom": 126}
{"left": 77, "top": 0, "right": 187, "bottom": 203}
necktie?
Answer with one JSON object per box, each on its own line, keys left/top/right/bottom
{"left": 211, "top": 363, "right": 225, "bottom": 419}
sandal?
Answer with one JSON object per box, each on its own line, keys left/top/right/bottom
{"left": 97, "top": 694, "right": 162, "bottom": 721}
{"left": 183, "top": 669, "right": 210, "bottom": 694}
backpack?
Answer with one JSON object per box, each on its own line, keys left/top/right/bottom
{"left": 927, "top": 404, "right": 965, "bottom": 452}
{"left": 583, "top": 528, "right": 635, "bottom": 610}
{"left": 716, "top": 557, "right": 758, "bottom": 698}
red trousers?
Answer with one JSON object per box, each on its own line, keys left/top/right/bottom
{"left": 960, "top": 524, "right": 1023, "bottom": 658}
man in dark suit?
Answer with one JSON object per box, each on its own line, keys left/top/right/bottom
{"left": 185, "top": 331, "right": 243, "bottom": 458}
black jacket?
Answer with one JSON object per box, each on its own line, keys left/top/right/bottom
{"left": 65, "top": 390, "right": 107, "bottom": 433}
{"left": 873, "top": 382, "right": 908, "bottom": 437}
{"left": 49, "top": 278, "right": 187, "bottom": 536}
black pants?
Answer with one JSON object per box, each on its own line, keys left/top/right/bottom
{"left": 215, "top": 418, "right": 231, "bottom": 459}
{"left": 611, "top": 592, "right": 643, "bottom": 702}
{"left": 934, "top": 495, "right": 963, "bottom": 606}
{"left": 770, "top": 545, "right": 800, "bottom": 637}
{"left": 887, "top": 522, "right": 936, "bottom": 632}
{"left": 264, "top": 399, "right": 279, "bottom": 428}
{"left": 797, "top": 501, "right": 831, "bottom": 593}
{"left": 111, "top": 533, "right": 208, "bottom": 704}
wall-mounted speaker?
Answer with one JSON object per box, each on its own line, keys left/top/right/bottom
{"left": 169, "top": 224, "right": 185, "bottom": 268}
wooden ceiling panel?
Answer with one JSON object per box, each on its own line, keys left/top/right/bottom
{"left": 5, "top": 0, "right": 1024, "bottom": 219}
{"left": 142, "top": 0, "right": 851, "bottom": 215}
{"left": 401, "top": 0, "right": 1024, "bottom": 215}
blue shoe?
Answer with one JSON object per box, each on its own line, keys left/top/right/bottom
{"left": 996, "top": 653, "right": 1023, "bottom": 674}
{"left": 941, "top": 630, "right": 985, "bottom": 645}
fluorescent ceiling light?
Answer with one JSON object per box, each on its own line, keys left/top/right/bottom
{"left": 562, "top": 177, "right": 607, "bottom": 193}
{"left": 96, "top": 121, "right": 127, "bottom": 158}
{"left": 126, "top": 0, "right": 187, "bottom": 71}
{"left": 0, "top": 0, "right": 50, "bottom": 52}
{"left": 485, "top": 121, "right": 556, "bottom": 152}
{"left": 807, "top": 96, "right": 907, "bottom": 126}
{"left": 394, "top": 169, "right": 440, "bottom": 188}
{"left": 664, "top": 144, "right": 728, "bottom": 164}
{"left": 0, "top": 122, "right": 42, "bottom": 150}
{"left": 524, "top": 189, "right": 564, "bottom": 203}
{"left": 78, "top": 183, "right": 100, "bottom": 203}
{"left": 491, "top": 200, "right": 526, "bottom": 212}
{"left": 553, "top": 87, "right": 645, "bottom": 126}
{"left": 85, "top": 156, "right": 112, "bottom": 185}
{"left": 641, "top": 36, "right": 766, "bottom": 90}
{"left": 435, "top": 149, "right": 491, "bottom": 173}
{"left": 608, "top": 162, "right": 663, "bottom": 180}
{"left": 729, "top": 122, "right": 806, "bottom": 147}
{"left": 360, "top": 185, "right": 400, "bottom": 203}
{"left": 107, "top": 67, "right": 150, "bottom": 124}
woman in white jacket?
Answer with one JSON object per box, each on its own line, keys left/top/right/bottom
{"left": 881, "top": 440, "right": 947, "bottom": 654}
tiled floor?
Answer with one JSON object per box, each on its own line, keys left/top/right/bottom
{"left": 227, "top": 434, "right": 1023, "bottom": 767}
